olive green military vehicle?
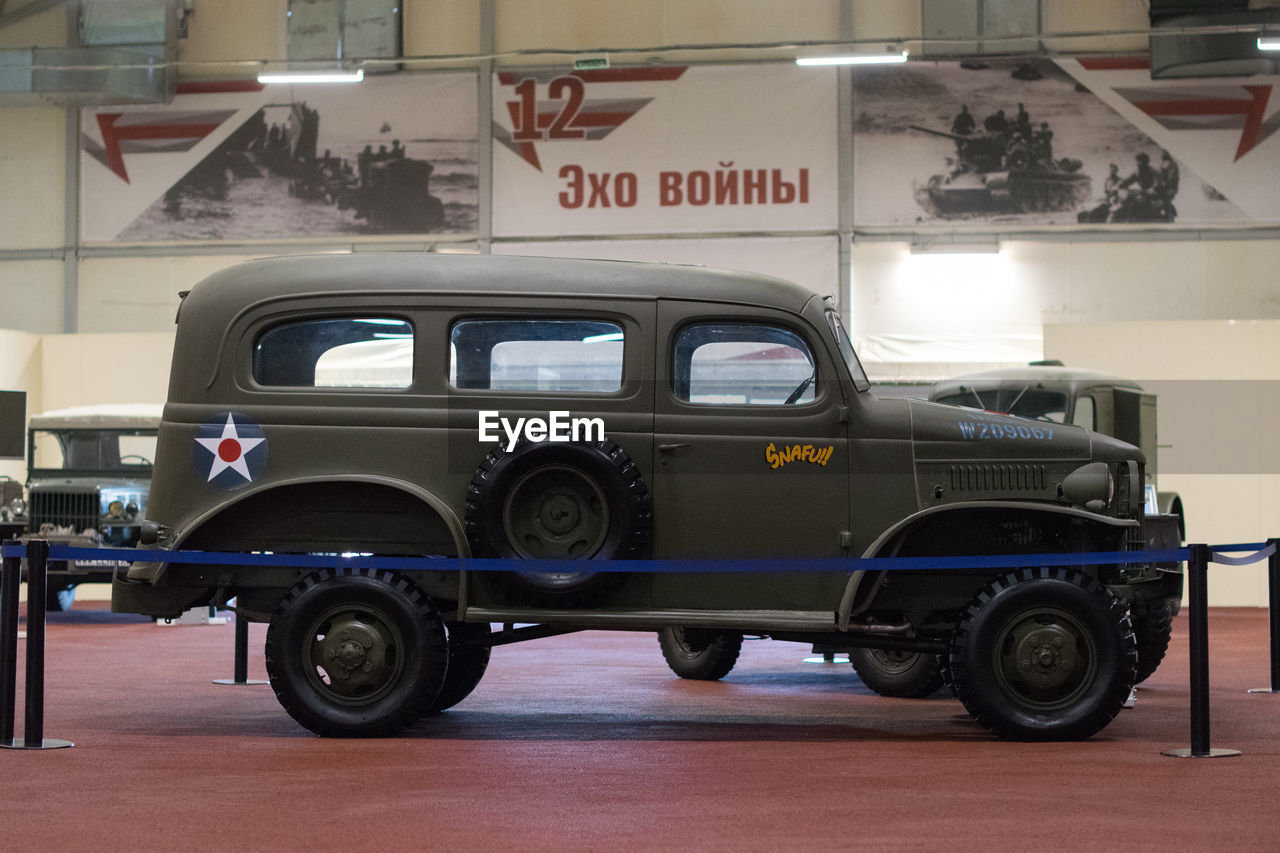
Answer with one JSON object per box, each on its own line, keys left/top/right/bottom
{"left": 113, "top": 254, "right": 1177, "bottom": 741}
{"left": 24, "top": 404, "right": 161, "bottom": 610}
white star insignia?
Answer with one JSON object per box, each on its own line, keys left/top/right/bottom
{"left": 195, "top": 414, "right": 265, "bottom": 483}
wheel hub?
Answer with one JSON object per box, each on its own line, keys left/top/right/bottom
{"left": 323, "top": 625, "right": 379, "bottom": 680}
{"left": 1014, "top": 627, "right": 1077, "bottom": 689}
{"left": 306, "top": 609, "right": 402, "bottom": 702}
{"left": 538, "top": 490, "right": 582, "bottom": 535}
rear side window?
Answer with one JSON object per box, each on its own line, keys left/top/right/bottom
{"left": 672, "top": 323, "right": 815, "bottom": 405}
{"left": 254, "top": 317, "right": 413, "bottom": 388}
{"left": 450, "top": 319, "right": 624, "bottom": 392}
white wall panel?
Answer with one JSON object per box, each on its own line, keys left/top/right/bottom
{"left": 0, "top": 106, "right": 65, "bottom": 250}
{"left": 77, "top": 255, "right": 261, "bottom": 333}
{"left": 39, "top": 330, "right": 174, "bottom": 412}
{"left": 0, "top": 259, "right": 64, "bottom": 334}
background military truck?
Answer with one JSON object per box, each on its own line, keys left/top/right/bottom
{"left": 24, "top": 404, "right": 161, "bottom": 610}
{"left": 112, "top": 254, "right": 1176, "bottom": 741}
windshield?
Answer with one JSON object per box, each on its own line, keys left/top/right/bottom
{"left": 934, "top": 387, "right": 1069, "bottom": 422}
{"left": 30, "top": 429, "right": 158, "bottom": 472}
{"left": 826, "top": 311, "right": 870, "bottom": 392}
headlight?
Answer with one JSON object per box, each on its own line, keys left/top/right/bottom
{"left": 8, "top": 497, "right": 24, "bottom": 517}
{"left": 1060, "top": 462, "right": 1114, "bottom": 512}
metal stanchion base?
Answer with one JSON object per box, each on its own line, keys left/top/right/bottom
{"left": 1161, "top": 747, "right": 1241, "bottom": 758}
{"left": 1247, "top": 687, "right": 1280, "bottom": 693}
{"left": 0, "top": 737, "right": 73, "bottom": 750}
{"left": 212, "top": 678, "right": 269, "bottom": 686}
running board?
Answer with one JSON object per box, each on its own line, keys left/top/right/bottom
{"left": 463, "top": 607, "right": 838, "bottom": 633}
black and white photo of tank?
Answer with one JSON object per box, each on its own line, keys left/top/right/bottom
{"left": 110, "top": 74, "right": 478, "bottom": 241}
{"left": 852, "top": 58, "right": 1246, "bottom": 227}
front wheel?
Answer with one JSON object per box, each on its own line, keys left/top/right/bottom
{"left": 265, "top": 568, "right": 448, "bottom": 737}
{"left": 1133, "top": 599, "right": 1174, "bottom": 685}
{"left": 849, "top": 647, "right": 945, "bottom": 698}
{"left": 949, "top": 567, "right": 1136, "bottom": 741}
{"left": 658, "top": 627, "right": 743, "bottom": 681}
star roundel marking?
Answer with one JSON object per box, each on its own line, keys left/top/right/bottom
{"left": 195, "top": 413, "right": 266, "bottom": 483}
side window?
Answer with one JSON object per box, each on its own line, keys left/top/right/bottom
{"left": 449, "top": 319, "right": 624, "bottom": 392}
{"left": 672, "top": 323, "right": 816, "bottom": 405}
{"left": 1072, "top": 395, "right": 1096, "bottom": 430}
{"left": 254, "top": 317, "right": 413, "bottom": 388}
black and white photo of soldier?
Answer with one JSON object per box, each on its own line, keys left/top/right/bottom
{"left": 850, "top": 58, "right": 1245, "bottom": 227}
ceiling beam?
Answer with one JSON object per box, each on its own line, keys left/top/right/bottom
{"left": 0, "top": 0, "right": 72, "bottom": 32}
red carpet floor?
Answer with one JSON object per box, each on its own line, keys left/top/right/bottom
{"left": 1, "top": 606, "right": 1278, "bottom": 851}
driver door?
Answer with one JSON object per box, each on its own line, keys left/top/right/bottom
{"left": 650, "top": 299, "right": 850, "bottom": 568}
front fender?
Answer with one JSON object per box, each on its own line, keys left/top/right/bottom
{"left": 862, "top": 499, "right": 1137, "bottom": 559}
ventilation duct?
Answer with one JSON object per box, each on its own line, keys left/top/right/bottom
{"left": 1149, "top": 3, "right": 1280, "bottom": 78}
{"left": 920, "top": 0, "right": 1042, "bottom": 58}
{"left": 0, "top": 0, "right": 182, "bottom": 105}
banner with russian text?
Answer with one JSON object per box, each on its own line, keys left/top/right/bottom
{"left": 80, "top": 73, "right": 478, "bottom": 242}
{"left": 492, "top": 64, "right": 838, "bottom": 237}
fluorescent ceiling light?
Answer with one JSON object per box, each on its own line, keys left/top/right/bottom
{"left": 797, "top": 49, "right": 908, "bottom": 67}
{"left": 257, "top": 69, "right": 364, "bottom": 84}
{"left": 1259, "top": 36, "right": 1280, "bottom": 51}
{"left": 910, "top": 235, "right": 1001, "bottom": 255}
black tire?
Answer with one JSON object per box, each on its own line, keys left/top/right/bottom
{"left": 657, "top": 627, "right": 743, "bottom": 681}
{"left": 264, "top": 568, "right": 448, "bottom": 737}
{"left": 427, "top": 621, "right": 492, "bottom": 713}
{"left": 1133, "top": 599, "right": 1174, "bottom": 685}
{"left": 949, "top": 567, "right": 1136, "bottom": 741}
{"left": 46, "top": 584, "right": 76, "bottom": 612}
{"left": 849, "top": 647, "right": 946, "bottom": 698}
{"left": 465, "top": 440, "right": 651, "bottom": 607}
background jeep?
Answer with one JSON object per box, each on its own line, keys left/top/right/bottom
{"left": 113, "top": 254, "right": 1179, "bottom": 741}
{"left": 25, "top": 404, "right": 160, "bottom": 610}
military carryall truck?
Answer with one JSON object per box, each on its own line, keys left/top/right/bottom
{"left": 113, "top": 254, "right": 1181, "bottom": 741}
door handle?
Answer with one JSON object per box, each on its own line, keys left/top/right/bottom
{"left": 658, "top": 443, "right": 690, "bottom": 453}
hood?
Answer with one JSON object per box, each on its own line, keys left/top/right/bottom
{"left": 908, "top": 398, "right": 1097, "bottom": 464}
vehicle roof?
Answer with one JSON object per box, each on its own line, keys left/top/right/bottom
{"left": 29, "top": 403, "right": 164, "bottom": 430}
{"left": 180, "top": 254, "right": 822, "bottom": 320}
{"left": 930, "top": 366, "right": 1145, "bottom": 399}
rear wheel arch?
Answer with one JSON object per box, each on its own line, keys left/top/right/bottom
{"left": 177, "top": 477, "right": 467, "bottom": 558}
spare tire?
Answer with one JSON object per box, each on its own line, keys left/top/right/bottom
{"left": 465, "top": 439, "right": 651, "bottom": 606}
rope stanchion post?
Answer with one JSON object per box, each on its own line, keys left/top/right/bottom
{"left": 1163, "top": 543, "right": 1239, "bottom": 759}
{"left": 0, "top": 550, "right": 20, "bottom": 745}
{"left": 0, "top": 540, "right": 72, "bottom": 750}
{"left": 1248, "top": 537, "right": 1280, "bottom": 694}
{"left": 213, "top": 613, "right": 268, "bottom": 686}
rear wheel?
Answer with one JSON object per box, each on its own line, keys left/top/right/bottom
{"left": 949, "top": 567, "right": 1136, "bottom": 741}
{"left": 265, "top": 568, "right": 448, "bottom": 737}
{"left": 427, "top": 621, "right": 492, "bottom": 713}
{"left": 849, "top": 647, "right": 945, "bottom": 698}
{"left": 657, "top": 627, "right": 743, "bottom": 681}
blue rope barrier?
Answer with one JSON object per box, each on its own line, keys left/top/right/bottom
{"left": 1210, "top": 542, "right": 1276, "bottom": 567}
{"left": 0, "top": 541, "right": 1202, "bottom": 573}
